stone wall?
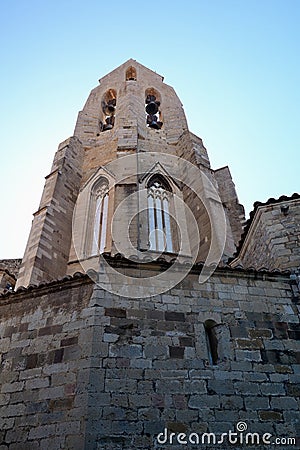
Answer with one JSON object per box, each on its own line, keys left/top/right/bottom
{"left": 1, "top": 264, "right": 299, "bottom": 449}
{"left": 0, "top": 274, "right": 94, "bottom": 449}
{"left": 87, "top": 266, "right": 300, "bottom": 449}
{"left": 234, "top": 197, "right": 300, "bottom": 271}
{"left": 0, "top": 260, "right": 22, "bottom": 279}
{"left": 0, "top": 260, "right": 22, "bottom": 294}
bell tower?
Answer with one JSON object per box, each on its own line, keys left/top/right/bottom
{"left": 16, "top": 59, "right": 245, "bottom": 290}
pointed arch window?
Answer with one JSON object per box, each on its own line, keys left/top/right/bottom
{"left": 90, "top": 178, "right": 109, "bottom": 256}
{"left": 147, "top": 176, "right": 173, "bottom": 253}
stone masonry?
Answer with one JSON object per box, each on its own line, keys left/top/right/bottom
{"left": 0, "top": 60, "right": 299, "bottom": 449}
{"left": 232, "top": 195, "right": 300, "bottom": 272}
{"left": 0, "top": 263, "right": 299, "bottom": 449}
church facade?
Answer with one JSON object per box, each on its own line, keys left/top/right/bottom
{"left": 0, "top": 60, "right": 299, "bottom": 449}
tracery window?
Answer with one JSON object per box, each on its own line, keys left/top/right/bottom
{"left": 147, "top": 176, "right": 173, "bottom": 253}
{"left": 90, "top": 179, "right": 109, "bottom": 256}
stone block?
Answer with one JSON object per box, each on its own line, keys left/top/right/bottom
{"left": 128, "top": 394, "right": 151, "bottom": 408}
{"left": 183, "top": 380, "right": 207, "bottom": 394}
{"left": 286, "top": 383, "right": 300, "bottom": 396}
{"left": 60, "top": 336, "right": 78, "bottom": 347}
{"left": 38, "top": 386, "right": 65, "bottom": 400}
{"left": 25, "top": 377, "right": 50, "bottom": 390}
{"left": 259, "top": 410, "right": 283, "bottom": 421}
{"left": 40, "top": 436, "right": 66, "bottom": 450}
{"left": 1, "top": 382, "right": 24, "bottom": 393}
{"left": 169, "top": 346, "right": 185, "bottom": 359}
{"left": 105, "top": 308, "right": 126, "bottom": 318}
{"left": 144, "top": 345, "right": 167, "bottom": 358}
{"left": 234, "top": 382, "right": 260, "bottom": 395}
{"left": 165, "top": 312, "right": 185, "bottom": 322}
{"left": 188, "top": 394, "right": 220, "bottom": 409}
{"left": 271, "top": 397, "right": 298, "bottom": 410}
{"left": 1, "top": 403, "right": 25, "bottom": 417}
{"left": 220, "top": 395, "right": 243, "bottom": 409}
{"left": 260, "top": 383, "right": 286, "bottom": 396}
{"left": 156, "top": 380, "right": 183, "bottom": 394}
{"left": 25, "top": 401, "right": 49, "bottom": 414}
{"left": 0, "top": 418, "right": 14, "bottom": 431}
{"left": 28, "top": 424, "right": 56, "bottom": 439}
{"left": 244, "top": 396, "right": 269, "bottom": 410}
{"left": 235, "top": 349, "right": 262, "bottom": 362}
{"left": 207, "top": 380, "right": 235, "bottom": 395}
{"left": 244, "top": 372, "right": 268, "bottom": 382}
{"left": 0, "top": 394, "right": 10, "bottom": 406}
{"left": 144, "top": 421, "right": 166, "bottom": 435}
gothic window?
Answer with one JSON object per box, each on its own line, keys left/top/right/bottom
{"left": 204, "top": 320, "right": 219, "bottom": 365}
{"left": 147, "top": 176, "right": 173, "bottom": 253}
{"left": 126, "top": 66, "right": 137, "bottom": 81}
{"left": 90, "top": 178, "right": 109, "bottom": 256}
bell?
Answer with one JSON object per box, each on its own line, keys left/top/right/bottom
{"left": 103, "top": 123, "right": 113, "bottom": 131}
{"left": 104, "top": 105, "right": 115, "bottom": 115}
{"left": 102, "top": 116, "right": 114, "bottom": 131}
{"left": 146, "top": 101, "right": 159, "bottom": 115}
{"left": 147, "top": 114, "right": 162, "bottom": 129}
{"left": 146, "top": 94, "right": 156, "bottom": 104}
{"left": 103, "top": 98, "right": 116, "bottom": 115}
{"left": 149, "top": 121, "right": 160, "bottom": 130}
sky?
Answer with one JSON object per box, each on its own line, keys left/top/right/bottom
{"left": 0, "top": 0, "right": 299, "bottom": 259}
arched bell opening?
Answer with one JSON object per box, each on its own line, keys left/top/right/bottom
{"left": 126, "top": 66, "right": 137, "bottom": 81}
{"left": 145, "top": 88, "right": 163, "bottom": 130}
{"left": 99, "top": 89, "right": 117, "bottom": 132}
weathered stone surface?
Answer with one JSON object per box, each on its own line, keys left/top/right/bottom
{"left": 0, "top": 60, "right": 299, "bottom": 449}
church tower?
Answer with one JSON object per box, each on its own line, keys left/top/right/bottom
{"left": 2, "top": 61, "right": 299, "bottom": 449}
{"left": 16, "top": 59, "right": 244, "bottom": 290}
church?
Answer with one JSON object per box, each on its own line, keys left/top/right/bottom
{"left": 0, "top": 60, "right": 299, "bottom": 449}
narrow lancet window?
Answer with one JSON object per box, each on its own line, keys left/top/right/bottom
{"left": 204, "top": 320, "right": 219, "bottom": 365}
{"left": 91, "top": 180, "right": 109, "bottom": 256}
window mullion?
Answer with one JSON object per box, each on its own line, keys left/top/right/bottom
{"left": 163, "top": 196, "right": 173, "bottom": 252}
{"left": 155, "top": 193, "right": 164, "bottom": 251}
{"left": 99, "top": 193, "right": 109, "bottom": 254}
{"left": 92, "top": 196, "right": 102, "bottom": 256}
{"left": 148, "top": 194, "right": 156, "bottom": 250}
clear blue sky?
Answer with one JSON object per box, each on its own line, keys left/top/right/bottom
{"left": 1, "top": 0, "right": 299, "bottom": 258}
